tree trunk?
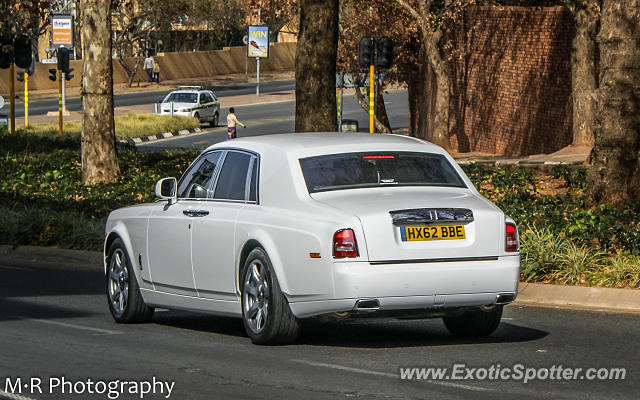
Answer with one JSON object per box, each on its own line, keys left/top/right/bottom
{"left": 571, "top": 1, "right": 599, "bottom": 146}
{"left": 424, "top": 33, "right": 451, "bottom": 149}
{"left": 407, "top": 49, "right": 437, "bottom": 140}
{"left": 294, "top": 0, "right": 339, "bottom": 132}
{"left": 74, "top": 0, "right": 83, "bottom": 59}
{"left": 81, "top": 0, "right": 120, "bottom": 184}
{"left": 586, "top": 0, "right": 640, "bottom": 207}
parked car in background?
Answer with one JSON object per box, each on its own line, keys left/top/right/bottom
{"left": 160, "top": 86, "right": 220, "bottom": 127}
{"left": 104, "top": 133, "right": 520, "bottom": 345}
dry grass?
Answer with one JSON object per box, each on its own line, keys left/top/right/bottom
{"left": 19, "top": 113, "right": 199, "bottom": 140}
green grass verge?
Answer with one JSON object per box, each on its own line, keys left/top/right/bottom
{"left": 1, "top": 129, "right": 638, "bottom": 288}
{"left": 17, "top": 113, "right": 199, "bottom": 140}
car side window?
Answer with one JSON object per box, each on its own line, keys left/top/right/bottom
{"left": 201, "top": 93, "right": 212, "bottom": 103}
{"left": 177, "top": 152, "right": 222, "bottom": 199}
{"left": 213, "top": 152, "right": 253, "bottom": 201}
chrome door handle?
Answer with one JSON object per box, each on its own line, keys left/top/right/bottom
{"left": 183, "top": 209, "right": 209, "bottom": 217}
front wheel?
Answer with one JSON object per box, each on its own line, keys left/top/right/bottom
{"left": 106, "top": 238, "right": 154, "bottom": 323}
{"left": 194, "top": 112, "right": 201, "bottom": 123}
{"left": 241, "top": 248, "right": 301, "bottom": 345}
{"left": 443, "top": 305, "right": 503, "bottom": 337}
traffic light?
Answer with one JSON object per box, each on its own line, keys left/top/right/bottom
{"left": 13, "top": 35, "right": 33, "bottom": 69}
{"left": 17, "top": 71, "right": 25, "bottom": 82}
{"left": 0, "top": 38, "right": 12, "bottom": 69}
{"left": 376, "top": 36, "right": 394, "bottom": 69}
{"left": 358, "top": 36, "right": 375, "bottom": 69}
{"left": 65, "top": 68, "right": 74, "bottom": 81}
{"left": 49, "top": 68, "right": 57, "bottom": 81}
{"left": 58, "top": 47, "right": 70, "bottom": 73}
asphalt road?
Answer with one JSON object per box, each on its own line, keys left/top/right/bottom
{"left": 0, "top": 258, "right": 638, "bottom": 400}
{"left": 9, "top": 80, "right": 295, "bottom": 118}
{"left": 137, "top": 90, "right": 410, "bottom": 151}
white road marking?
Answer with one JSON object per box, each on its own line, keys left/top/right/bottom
{"left": 290, "top": 359, "right": 493, "bottom": 392}
{"left": 0, "top": 389, "right": 36, "bottom": 400}
{"left": 25, "top": 318, "right": 122, "bottom": 335}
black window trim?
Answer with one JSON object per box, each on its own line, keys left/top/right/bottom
{"left": 208, "top": 149, "right": 260, "bottom": 204}
{"left": 176, "top": 150, "right": 225, "bottom": 201}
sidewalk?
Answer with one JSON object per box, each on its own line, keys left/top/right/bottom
{"left": 0, "top": 245, "right": 637, "bottom": 314}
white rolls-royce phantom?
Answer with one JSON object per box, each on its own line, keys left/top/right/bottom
{"left": 104, "top": 133, "right": 520, "bottom": 344}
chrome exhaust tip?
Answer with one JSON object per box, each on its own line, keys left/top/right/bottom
{"left": 354, "top": 299, "right": 380, "bottom": 312}
{"left": 496, "top": 293, "right": 516, "bottom": 305}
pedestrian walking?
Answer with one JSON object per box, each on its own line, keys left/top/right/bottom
{"left": 226, "top": 107, "right": 246, "bottom": 140}
{"left": 143, "top": 53, "right": 154, "bottom": 82}
{"left": 152, "top": 61, "right": 160, "bottom": 83}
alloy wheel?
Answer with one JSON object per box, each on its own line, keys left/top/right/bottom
{"left": 108, "top": 248, "right": 129, "bottom": 316}
{"left": 243, "top": 260, "right": 270, "bottom": 334}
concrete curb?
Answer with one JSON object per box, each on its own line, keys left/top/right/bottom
{"left": 0, "top": 245, "right": 103, "bottom": 270}
{"left": 1, "top": 246, "right": 638, "bottom": 313}
{"left": 117, "top": 127, "right": 201, "bottom": 147}
{"left": 515, "top": 282, "right": 640, "bottom": 314}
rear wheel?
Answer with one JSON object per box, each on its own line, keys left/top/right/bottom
{"left": 443, "top": 305, "right": 503, "bottom": 337}
{"left": 210, "top": 112, "right": 218, "bottom": 127}
{"left": 106, "top": 238, "right": 154, "bottom": 323}
{"left": 241, "top": 247, "right": 301, "bottom": 345}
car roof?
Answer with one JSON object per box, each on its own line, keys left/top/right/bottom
{"left": 205, "top": 133, "right": 445, "bottom": 158}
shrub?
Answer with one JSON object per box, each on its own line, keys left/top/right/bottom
{"left": 520, "top": 226, "right": 567, "bottom": 282}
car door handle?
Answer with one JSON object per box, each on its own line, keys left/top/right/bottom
{"left": 183, "top": 209, "right": 209, "bottom": 217}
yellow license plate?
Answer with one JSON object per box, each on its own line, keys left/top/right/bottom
{"left": 401, "top": 225, "right": 466, "bottom": 241}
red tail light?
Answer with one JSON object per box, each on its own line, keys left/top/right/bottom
{"left": 333, "top": 229, "right": 359, "bottom": 258}
{"left": 505, "top": 223, "right": 519, "bottom": 252}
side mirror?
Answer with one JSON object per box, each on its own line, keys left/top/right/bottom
{"left": 155, "top": 177, "right": 177, "bottom": 205}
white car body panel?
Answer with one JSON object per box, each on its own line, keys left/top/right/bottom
{"left": 191, "top": 201, "right": 242, "bottom": 299}
{"left": 147, "top": 202, "right": 195, "bottom": 294}
{"left": 104, "top": 133, "right": 520, "bottom": 319}
{"left": 160, "top": 90, "right": 220, "bottom": 122}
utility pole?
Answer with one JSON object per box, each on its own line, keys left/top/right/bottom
{"left": 58, "top": 69, "right": 63, "bottom": 139}
{"left": 256, "top": 8, "right": 261, "bottom": 97}
{"left": 22, "top": 72, "right": 28, "bottom": 126}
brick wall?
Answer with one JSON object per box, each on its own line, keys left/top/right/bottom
{"left": 447, "top": 6, "right": 574, "bottom": 156}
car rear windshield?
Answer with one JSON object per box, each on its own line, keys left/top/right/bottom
{"left": 299, "top": 152, "right": 467, "bottom": 193}
{"left": 164, "top": 92, "right": 198, "bottom": 103}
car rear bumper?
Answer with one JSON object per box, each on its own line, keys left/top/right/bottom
{"left": 288, "top": 255, "right": 520, "bottom": 318}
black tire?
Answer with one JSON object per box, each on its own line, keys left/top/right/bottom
{"left": 194, "top": 112, "right": 201, "bottom": 123}
{"left": 443, "top": 305, "right": 503, "bottom": 337}
{"left": 210, "top": 113, "right": 218, "bottom": 128}
{"left": 241, "top": 247, "right": 301, "bottom": 345}
{"left": 106, "top": 238, "right": 154, "bottom": 323}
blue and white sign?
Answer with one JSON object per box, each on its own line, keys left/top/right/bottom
{"left": 247, "top": 26, "right": 269, "bottom": 58}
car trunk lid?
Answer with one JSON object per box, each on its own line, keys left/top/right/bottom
{"left": 311, "top": 187, "right": 502, "bottom": 262}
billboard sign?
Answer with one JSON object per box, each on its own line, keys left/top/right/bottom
{"left": 247, "top": 26, "right": 269, "bottom": 58}
{"left": 52, "top": 14, "right": 74, "bottom": 48}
